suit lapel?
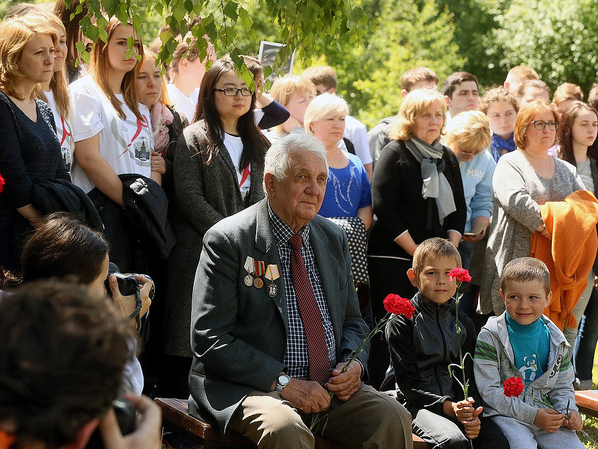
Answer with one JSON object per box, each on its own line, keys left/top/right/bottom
{"left": 255, "top": 200, "right": 289, "bottom": 332}
{"left": 310, "top": 218, "right": 341, "bottom": 327}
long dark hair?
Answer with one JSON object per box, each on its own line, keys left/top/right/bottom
{"left": 557, "top": 101, "right": 598, "bottom": 167}
{"left": 21, "top": 213, "right": 109, "bottom": 285}
{"left": 194, "top": 57, "right": 268, "bottom": 169}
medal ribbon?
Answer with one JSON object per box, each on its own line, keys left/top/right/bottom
{"left": 253, "top": 260, "right": 265, "bottom": 277}
{"left": 265, "top": 264, "right": 280, "bottom": 281}
{"left": 244, "top": 256, "right": 254, "bottom": 274}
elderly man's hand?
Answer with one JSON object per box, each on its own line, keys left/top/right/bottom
{"left": 280, "top": 378, "right": 331, "bottom": 414}
{"left": 325, "top": 361, "right": 362, "bottom": 401}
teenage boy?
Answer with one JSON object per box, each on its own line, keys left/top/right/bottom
{"left": 474, "top": 257, "right": 584, "bottom": 449}
{"left": 386, "top": 237, "right": 508, "bottom": 449}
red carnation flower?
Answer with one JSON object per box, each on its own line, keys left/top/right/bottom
{"left": 383, "top": 293, "right": 415, "bottom": 319}
{"left": 449, "top": 268, "right": 472, "bottom": 283}
{"left": 503, "top": 376, "right": 525, "bottom": 397}
{"left": 0, "top": 173, "right": 4, "bottom": 194}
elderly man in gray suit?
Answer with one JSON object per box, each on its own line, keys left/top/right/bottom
{"left": 189, "top": 132, "right": 412, "bottom": 449}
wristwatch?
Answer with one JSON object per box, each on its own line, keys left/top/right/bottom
{"left": 275, "top": 373, "right": 291, "bottom": 391}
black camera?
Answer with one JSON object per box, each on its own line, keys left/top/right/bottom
{"left": 104, "top": 263, "right": 138, "bottom": 297}
{"left": 85, "top": 391, "right": 136, "bottom": 449}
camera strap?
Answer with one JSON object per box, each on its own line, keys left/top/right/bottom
{"left": 127, "top": 288, "right": 142, "bottom": 329}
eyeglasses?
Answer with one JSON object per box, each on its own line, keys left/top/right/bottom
{"left": 530, "top": 120, "right": 558, "bottom": 131}
{"left": 215, "top": 87, "right": 252, "bottom": 97}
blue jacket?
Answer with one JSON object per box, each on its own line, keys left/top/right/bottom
{"left": 458, "top": 149, "right": 496, "bottom": 233}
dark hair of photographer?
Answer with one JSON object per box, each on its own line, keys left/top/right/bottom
{"left": 21, "top": 212, "right": 108, "bottom": 285}
{"left": 0, "top": 280, "right": 134, "bottom": 449}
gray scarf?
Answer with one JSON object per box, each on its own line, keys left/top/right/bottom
{"left": 405, "top": 137, "right": 456, "bottom": 225}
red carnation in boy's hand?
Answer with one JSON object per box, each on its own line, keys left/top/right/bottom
{"left": 449, "top": 268, "right": 472, "bottom": 283}
{"left": 0, "top": 173, "right": 4, "bottom": 194}
{"left": 503, "top": 376, "right": 525, "bottom": 397}
{"left": 383, "top": 294, "right": 415, "bottom": 319}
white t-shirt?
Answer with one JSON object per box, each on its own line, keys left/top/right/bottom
{"left": 69, "top": 75, "right": 153, "bottom": 193}
{"left": 44, "top": 89, "right": 75, "bottom": 174}
{"left": 343, "top": 115, "right": 372, "bottom": 165}
{"left": 223, "top": 133, "right": 251, "bottom": 199}
{"left": 167, "top": 83, "right": 199, "bottom": 123}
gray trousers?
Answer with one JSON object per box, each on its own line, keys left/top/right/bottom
{"left": 492, "top": 415, "right": 585, "bottom": 449}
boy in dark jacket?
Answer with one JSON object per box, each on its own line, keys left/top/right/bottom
{"left": 386, "top": 237, "right": 508, "bottom": 448}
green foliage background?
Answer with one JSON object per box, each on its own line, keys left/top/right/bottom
{"left": 2, "top": 0, "right": 597, "bottom": 128}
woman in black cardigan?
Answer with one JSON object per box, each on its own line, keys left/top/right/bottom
{"left": 367, "top": 88, "right": 467, "bottom": 388}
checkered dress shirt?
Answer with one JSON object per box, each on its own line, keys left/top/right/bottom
{"left": 268, "top": 204, "right": 336, "bottom": 378}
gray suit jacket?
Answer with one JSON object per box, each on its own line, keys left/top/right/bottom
{"left": 188, "top": 199, "right": 369, "bottom": 432}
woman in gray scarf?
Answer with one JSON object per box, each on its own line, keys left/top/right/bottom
{"left": 367, "top": 88, "right": 467, "bottom": 388}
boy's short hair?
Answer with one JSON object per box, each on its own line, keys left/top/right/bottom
{"left": 400, "top": 67, "right": 439, "bottom": 92}
{"left": 302, "top": 66, "right": 337, "bottom": 91}
{"left": 553, "top": 82, "right": 583, "bottom": 105}
{"left": 412, "top": 237, "right": 462, "bottom": 277}
{"left": 478, "top": 86, "right": 519, "bottom": 114}
{"left": 500, "top": 257, "right": 551, "bottom": 294}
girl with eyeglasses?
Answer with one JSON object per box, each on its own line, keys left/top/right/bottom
{"left": 555, "top": 101, "right": 598, "bottom": 390}
{"left": 163, "top": 56, "right": 269, "bottom": 398}
{"left": 479, "top": 100, "right": 585, "bottom": 321}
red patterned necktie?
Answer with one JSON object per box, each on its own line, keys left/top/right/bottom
{"left": 289, "top": 233, "right": 330, "bottom": 384}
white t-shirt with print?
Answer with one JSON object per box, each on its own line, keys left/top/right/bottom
{"left": 223, "top": 133, "right": 251, "bottom": 199}
{"left": 69, "top": 75, "right": 153, "bottom": 193}
{"left": 44, "top": 89, "right": 75, "bottom": 174}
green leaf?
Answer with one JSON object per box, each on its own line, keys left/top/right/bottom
{"left": 103, "top": 0, "right": 119, "bottom": 16}
{"left": 223, "top": 1, "right": 239, "bottom": 21}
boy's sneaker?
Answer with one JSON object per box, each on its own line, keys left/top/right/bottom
{"left": 574, "top": 378, "right": 593, "bottom": 390}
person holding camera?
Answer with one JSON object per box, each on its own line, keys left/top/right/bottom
{"left": 0, "top": 281, "right": 162, "bottom": 449}
{"left": 16, "top": 212, "right": 154, "bottom": 394}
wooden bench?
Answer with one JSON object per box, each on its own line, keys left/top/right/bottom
{"left": 156, "top": 397, "right": 428, "bottom": 448}
{"left": 575, "top": 389, "right": 598, "bottom": 418}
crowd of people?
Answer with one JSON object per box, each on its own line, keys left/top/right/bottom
{"left": 1, "top": 4, "right": 598, "bottom": 449}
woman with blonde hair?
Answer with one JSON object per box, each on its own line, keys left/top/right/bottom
{"left": 304, "top": 93, "right": 372, "bottom": 317}
{"left": 367, "top": 88, "right": 466, "bottom": 387}
{"left": 0, "top": 14, "right": 69, "bottom": 271}
{"left": 266, "top": 74, "right": 316, "bottom": 142}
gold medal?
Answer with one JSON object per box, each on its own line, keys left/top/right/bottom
{"left": 254, "top": 277, "right": 264, "bottom": 288}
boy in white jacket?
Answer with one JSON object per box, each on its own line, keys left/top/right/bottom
{"left": 474, "top": 257, "right": 584, "bottom": 448}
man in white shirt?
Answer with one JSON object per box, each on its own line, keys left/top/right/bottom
{"left": 167, "top": 35, "right": 216, "bottom": 123}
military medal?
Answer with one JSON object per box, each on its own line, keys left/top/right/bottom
{"left": 265, "top": 264, "right": 280, "bottom": 298}
{"left": 243, "top": 256, "right": 254, "bottom": 286}
{"left": 253, "top": 259, "right": 265, "bottom": 289}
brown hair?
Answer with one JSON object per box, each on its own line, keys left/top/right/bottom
{"left": 514, "top": 100, "right": 559, "bottom": 149}
{"left": 0, "top": 280, "right": 134, "bottom": 449}
{"left": 38, "top": 13, "right": 70, "bottom": 118}
{"left": 553, "top": 82, "right": 584, "bottom": 106}
{"left": 506, "top": 65, "right": 539, "bottom": 82}
{"left": 302, "top": 65, "right": 337, "bottom": 91}
{"left": 479, "top": 86, "right": 519, "bottom": 114}
{"left": 270, "top": 74, "right": 316, "bottom": 107}
{"left": 500, "top": 257, "right": 550, "bottom": 295}
{"left": 442, "top": 71, "right": 478, "bottom": 98}
{"left": 54, "top": 0, "right": 88, "bottom": 79}
{"left": 401, "top": 67, "right": 439, "bottom": 92}
{"left": 517, "top": 79, "right": 550, "bottom": 101}
{"left": 388, "top": 88, "right": 446, "bottom": 141}
{"left": 556, "top": 101, "right": 598, "bottom": 167}
{"left": 88, "top": 18, "right": 144, "bottom": 120}
{"left": 588, "top": 83, "right": 598, "bottom": 112}
{"left": 412, "top": 237, "right": 462, "bottom": 277}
